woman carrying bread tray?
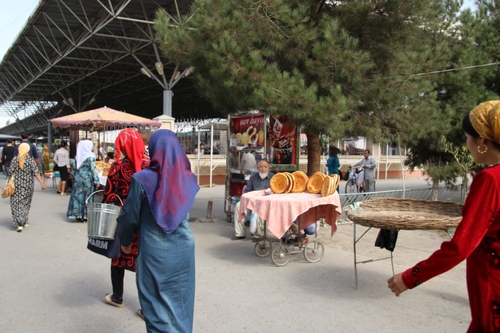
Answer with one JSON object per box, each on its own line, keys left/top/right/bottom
{"left": 388, "top": 100, "right": 500, "bottom": 331}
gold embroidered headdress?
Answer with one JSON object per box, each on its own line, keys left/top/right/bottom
{"left": 469, "top": 100, "right": 500, "bottom": 144}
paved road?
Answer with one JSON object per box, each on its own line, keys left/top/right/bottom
{"left": 0, "top": 179, "right": 469, "bottom": 332}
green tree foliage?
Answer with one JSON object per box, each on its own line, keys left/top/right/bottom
{"left": 441, "top": 135, "right": 475, "bottom": 201}
{"left": 404, "top": 1, "right": 500, "bottom": 192}
{"left": 154, "top": 0, "right": 472, "bottom": 174}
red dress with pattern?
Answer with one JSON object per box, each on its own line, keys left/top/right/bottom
{"left": 402, "top": 165, "right": 500, "bottom": 332}
{"left": 104, "top": 158, "right": 150, "bottom": 271}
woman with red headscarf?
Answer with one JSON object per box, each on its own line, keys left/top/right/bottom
{"left": 102, "top": 128, "right": 150, "bottom": 313}
{"left": 117, "top": 129, "right": 199, "bottom": 333}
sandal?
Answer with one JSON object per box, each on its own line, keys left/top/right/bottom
{"left": 104, "top": 294, "right": 124, "bottom": 308}
{"left": 137, "top": 309, "right": 144, "bottom": 320}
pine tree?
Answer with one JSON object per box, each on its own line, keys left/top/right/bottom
{"left": 404, "top": 1, "right": 500, "bottom": 197}
{"left": 155, "top": 0, "right": 464, "bottom": 175}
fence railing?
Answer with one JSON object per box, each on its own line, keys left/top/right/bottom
{"left": 337, "top": 186, "right": 457, "bottom": 223}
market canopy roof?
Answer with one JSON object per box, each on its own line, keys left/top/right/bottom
{"left": 0, "top": 0, "right": 221, "bottom": 136}
{"left": 50, "top": 106, "right": 161, "bottom": 130}
{"left": 0, "top": 134, "right": 21, "bottom": 141}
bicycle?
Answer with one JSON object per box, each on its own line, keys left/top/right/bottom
{"left": 344, "top": 166, "right": 364, "bottom": 193}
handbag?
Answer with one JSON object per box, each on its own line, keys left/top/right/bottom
{"left": 87, "top": 236, "right": 121, "bottom": 259}
{"left": 2, "top": 175, "right": 15, "bottom": 199}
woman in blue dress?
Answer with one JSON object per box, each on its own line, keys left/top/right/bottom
{"left": 67, "top": 140, "right": 100, "bottom": 222}
{"left": 326, "top": 146, "right": 340, "bottom": 176}
{"left": 326, "top": 146, "right": 341, "bottom": 192}
{"left": 117, "top": 130, "right": 199, "bottom": 333}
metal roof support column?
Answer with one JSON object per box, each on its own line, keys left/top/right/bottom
{"left": 47, "top": 122, "right": 53, "bottom": 154}
{"left": 164, "top": 89, "right": 172, "bottom": 117}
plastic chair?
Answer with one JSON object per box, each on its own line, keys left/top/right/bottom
{"left": 53, "top": 172, "right": 60, "bottom": 187}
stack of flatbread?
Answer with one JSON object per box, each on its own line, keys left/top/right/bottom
{"left": 320, "top": 174, "right": 340, "bottom": 197}
{"left": 306, "top": 172, "right": 326, "bottom": 194}
{"left": 95, "top": 161, "right": 104, "bottom": 171}
{"left": 269, "top": 171, "right": 338, "bottom": 197}
{"left": 270, "top": 172, "right": 295, "bottom": 194}
{"left": 291, "top": 171, "right": 308, "bottom": 193}
{"left": 102, "top": 165, "right": 111, "bottom": 176}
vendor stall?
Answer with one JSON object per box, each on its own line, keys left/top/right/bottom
{"left": 239, "top": 190, "right": 342, "bottom": 266}
{"left": 50, "top": 106, "right": 161, "bottom": 130}
{"left": 50, "top": 106, "right": 161, "bottom": 152}
{"left": 225, "top": 112, "right": 300, "bottom": 222}
{"left": 49, "top": 106, "right": 161, "bottom": 185}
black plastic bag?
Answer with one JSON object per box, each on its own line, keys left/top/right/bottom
{"left": 374, "top": 229, "right": 399, "bottom": 252}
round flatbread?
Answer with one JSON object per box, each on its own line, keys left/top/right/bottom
{"left": 307, "top": 172, "right": 326, "bottom": 194}
{"left": 284, "top": 172, "right": 294, "bottom": 193}
{"left": 270, "top": 173, "right": 288, "bottom": 194}
{"left": 329, "top": 174, "right": 340, "bottom": 195}
{"left": 321, "top": 176, "right": 332, "bottom": 197}
{"left": 291, "top": 171, "right": 308, "bottom": 193}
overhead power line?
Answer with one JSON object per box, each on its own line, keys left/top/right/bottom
{"left": 411, "top": 62, "right": 500, "bottom": 77}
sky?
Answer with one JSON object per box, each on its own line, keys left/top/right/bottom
{"left": 0, "top": 0, "right": 39, "bottom": 127}
{"left": 0, "top": 0, "right": 478, "bottom": 128}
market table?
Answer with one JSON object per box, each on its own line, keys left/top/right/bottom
{"left": 239, "top": 190, "right": 342, "bottom": 265}
{"left": 239, "top": 190, "right": 342, "bottom": 238}
{"left": 345, "top": 198, "right": 463, "bottom": 288}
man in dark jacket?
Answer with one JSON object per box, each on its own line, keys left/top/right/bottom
{"left": 2, "top": 140, "right": 15, "bottom": 177}
{"left": 14, "top": 133, "right": 39, "bottom": 165}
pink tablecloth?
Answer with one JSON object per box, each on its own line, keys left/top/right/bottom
{"left": 239, "top": 191, "right": 342, "bottom": 239}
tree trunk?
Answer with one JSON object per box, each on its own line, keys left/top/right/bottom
{"left": 431, "top": 178, "right": 440, "bottom": 201}
{"left": 306, "top": 132, "right": 321, "bottom": 176}
{"left": 461, "top": 174, "right": 469, "bottom": 204}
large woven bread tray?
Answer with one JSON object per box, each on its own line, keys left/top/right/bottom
{"left": 344, "top": 198, "right": 463, "bottom": 230}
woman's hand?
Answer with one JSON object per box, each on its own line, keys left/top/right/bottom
{"left": 121, "top": 245, "right": 131, "bottom": 254}
{"left": 41, "top": 184, "right": 47, "bottom": 190}
{"left": 387, "top": 273, "right": 408, "bottom": 296}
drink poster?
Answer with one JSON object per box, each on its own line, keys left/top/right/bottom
{"left": 229, "top": 114, "right": 266, "bottom": 148}
{"left": 268, "top": 116, "right": 298, "bottom": 168}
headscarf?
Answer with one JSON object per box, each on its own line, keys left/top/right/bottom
{"left": 135, "top": 129, "right": 200, "bottom": 234}
{"left": 43, "top": 145, "right": 49, "bottom": 155}
{"left": 114, "top": 128, "right": 145, "bottom": 173}
{"left": 18, "top": 143, "right": 30, "bottom": 170}
{"left": 469, "top": 100, "right": 500, "bottom": 144}
{"left": 75, "top": 140, "right": 95, "bottom": 169}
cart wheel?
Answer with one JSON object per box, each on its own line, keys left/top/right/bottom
{"left": 303, "top": 240, "right": 325, "bottom": 263}
{"left": 271, "top": 246, "right": 290, "bottom": 266}
{"left": 254, "top": 239, "right": 272, "bottom": 257}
